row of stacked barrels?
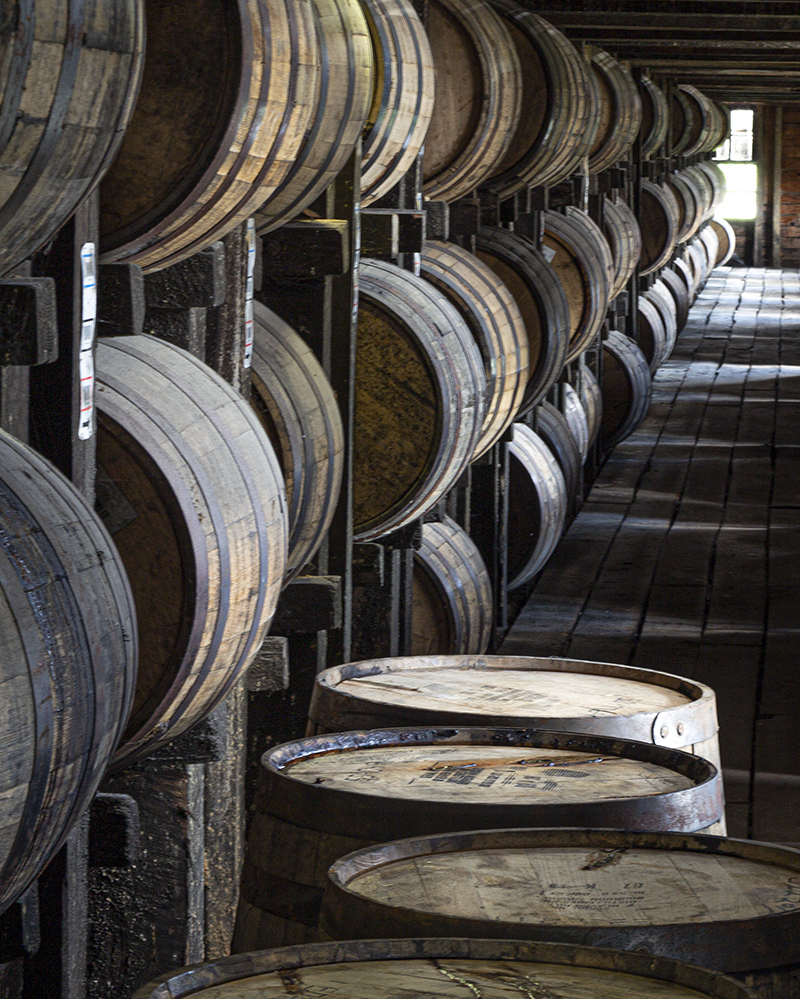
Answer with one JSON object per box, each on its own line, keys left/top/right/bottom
{"left": 137, "top": 653, "right": 800, "bottom": 997}
{"left": 0, "top": 0, "right": 734, "bottom": 925}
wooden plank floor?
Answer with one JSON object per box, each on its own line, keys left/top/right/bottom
{"left": 500, "top": 267, "right": 800, "bottom": 844}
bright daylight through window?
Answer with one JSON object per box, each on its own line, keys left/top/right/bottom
{"left": 714, "top": 108, "right": 756, "bottom": 220}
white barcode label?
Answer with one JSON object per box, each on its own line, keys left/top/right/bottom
{"left": 78, "top": 242, "right": 96, "bottom": 440}
{"left": 243, "top": 219, "right": 256, "bottom": 368}
{"left": 542, "top": 243, "right": 557, "bottom": 265}
{"left": 78, "top": 349, "right": 94, "bottom": 440}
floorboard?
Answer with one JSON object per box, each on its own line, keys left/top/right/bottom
{"left": 500, "top": 266, "right": 800, "bottom": 843}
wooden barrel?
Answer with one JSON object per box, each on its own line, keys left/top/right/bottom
{"left": 587, "top": 49, "right": 642, "bottom": 174}
{"left": 637, "top": 294, "right": 670, "bottom": 374}
{"left": 308, "top": 654, "right": 724, "bottom": 775}
{"left": 251, "top": 303, "right": 344, "bottom": 582}
{"left": 422, "top": 0, "right": 522, "bottom": 202}
{"left": 132, "top": 938, "right": 758, "bottom": 999}
{"left": 699, "top": 226, "right": 722, "bottom": 278}
{"left": 638, "top": 75, "right": 669, "bottom": 159}
{"left": 711, "top": 217, "right": 737, "bottom": 266}
{"left": 646, "top": 279, "right": 679, "bottom": 354}
{"left": 543, "top": 207, "right": 614, "bottom": 362}
{"left": 0, "top": 0, "right": 144, "bottom": 276}
{"left": 638, "top": 282, "right": 679, "bottom": 372}
{"left": 639, "top": 179, "right": 680, "bottom": 276}
{"left": 668, "top": 170, "right": 706, "bottom": 243}
{"left": 562, "top": 382, "right": 590, "bottom": 461}
{"left": 360, "top": 0, "right": 435, "bottom": 206}
{"left": 661, "top": 265, "right": 692, "bottom": 333}
{"left": 95, "top": 335, "right": 288, "bottom": 767}
{"left": 412, "top": 517, "right": 493, "bottom": 656}
{"left": 420, "top": 241, "right": 529, "bottom": 460}
{"left": 323, "top": 830, "right": 800, "bottom": 988}
{"left": 253, "top": 0, "right": 375, "bottom": 231}
{"left": 603, "top": 195, "right": 642, "bottom": 300}
{"left": 685, "top": 240, "right": 707, "bottom": 295}
{"left": 475, "top": 227, "right": 570, "bottom": 413}
{"left": 701, "top": 100, "right": 729, "bottom": 154}
{"left": 233, "top": 727, "right": 723, "bottom": 950}
{"left": 354, "top": 258, "right": 485, "bottom": 541}
{"left": 673, "top": 254, "right": 698, "bottom": 304}
{"left": 480, "top": 3, "right": 600, "bottom": 196}
{"left": 669, "top": 85, "right": 695, "bottom": 156}
{"left": 507, "top": 423, "right": 568, "bottom": 588}
{"left": 688, "top": 231, "right": 714, "bottom": 286}
{"left": 0, "top": 431, "right": 137, "bottom": 914}
{"left": 695, "top": 162, "right": 728, "bottom": 219}
{"left": 580, "top": 363, "right": 603, "bottom": 449}
{"left": 599, "top": 330, "right": 653, "bottom": 450}
{"left": 677, "top": 84, "right": 716, "bottom": 157}
{"left": 684, "top": 165, "right": 716, "bottom": 225}
{"left": 534, "top": 401, "right": 582, "bottom": 509}
{"left": 99, "top": 0, "right": 331, "bottom": 272}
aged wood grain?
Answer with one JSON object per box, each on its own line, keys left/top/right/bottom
{"left": 251, "top": 302, "right": 344, "bottom": 582}
{"left": 353, "top": 259, "right": 485, "bottom": 541}
{"left": 324, "top": 830, "right": 800, "bottom": 973}
{"left": 131, "top": 937, "right": 757, "bottom": 999}
{"left": 421, "top": 240, "right": 529, "bottom": 459}
{"left": 100, "top": 0, "right": 319, "bottom": 271}
{"left": 0, "top": 431, "right": 136, "bottom": 914}
{"left": 0, "top": 0, "right": 144, "bottom": 276}
{"left": 95, "top": 334, "right": 288, "bottom": 767}
{"left": 412, "top": 517, "right": 493, "bottom": 655}
{"left": 423, "top": 0, "right": 522, "bottom": 202}
{"left": 233, "top": 727, "right": 721, "bottom": 951}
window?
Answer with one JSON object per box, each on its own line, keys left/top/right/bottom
{"left": 714, "top": 108, "right": 756, "bottom": 220}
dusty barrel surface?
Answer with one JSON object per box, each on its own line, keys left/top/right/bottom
{"left": 421, "top": 241, "right": 529, "bottom": 460}
{"left": 562, "top": 382, "right": 590, "bottom": 462}
{"left": 422, "top": 0, "right": 522, "bottom": 201}
{"left": 639, "top": 179, "right": 680, "bottom": 275}
{"left": 543, "top": 207, "right": 614, "bottom": 362}
{"left": 507, "top": 423, "right": 567, "bottom": 588}
{"left": 0, "top": 431, "right": 137, "bottom": 914}
{"left": 638, "top": 75, "right": 669, "bottom": 159}
{"left": 600, "top": 330, "right": 653, "bottom": 449}
{"left": 0, "top": 0, "right": 144, "bottom": 276}
{"left": 95, "top": 335, "right": 288, "bottom": 767}
{"left": 412, "top": 517, "right": 493, "bottom": 656}
{"left": 475, "top": 227, "right": 570, "bottom": 413}
{"left": 586, "top": 49, "right": 642, "bottom": 174}
{"left": 534, "top": 400, "right": 582, "bottom": 511}
{"left": 580, "top": 364, "right": 603, "bottom": 449}
{"left": 481, "top": 2, "right": 600, "bottom": 196}
{"left": 711, "top": 217, "right": 737, "bottom": 266}
{"left": 668, "top": 170, "right": 706, "bottom": 243}
{"left": 661, "top": 266, "right": 692, "bottom": 333}
{"left": 99, "top": 0, "right": 326, "bottom": 271}
{"left": 307, "top": 654, "right": 724, "bottom": 772}
{"left": 603, "top": 196, "right": 642, "bottom": 300}
{"left": 637, "top": 291, "right": 672, "bottom": 374}
{"left": 254, "top": 0, "right": 375, "bottom": 230}
{"left": 353, "top": 258, "right": 485, "bottom": 541}
{"left": 233, "top": 727, "right": 722, "bottom": 951}
{"left": 131, "top": 937, "right": 759, "bottom": 999}
{"left": 323, "top": 830, "right": 800, "bottom": 986}
{"left": 251, "top": 302, "right": 344, "bottom": 582}
{"left": 360, "top": 0, "right": 435, "bottom": 205}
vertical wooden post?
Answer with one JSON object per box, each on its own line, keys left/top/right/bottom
{"left": 22, "top": 192, "right": 100, "bottom": 999}
{"left": 754, "top": 105, "right": 766, "bottom": 267}
{"left": 772, "top": 105, "right": 783, "bottom": 269}
{"left": 324, "top": 146, "right": 361, "bottom": 668}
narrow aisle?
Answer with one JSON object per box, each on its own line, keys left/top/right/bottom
{"left": 500, "top": 266, "right": 800, "bottom": 842}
